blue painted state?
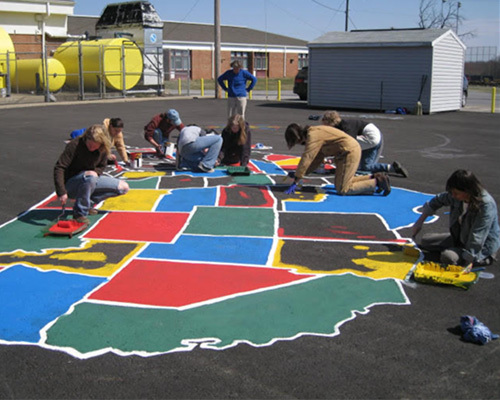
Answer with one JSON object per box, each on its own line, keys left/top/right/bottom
{"left": 0, "top": 265, "right": 106, "bottom": 343}
{"left": 173, "top": 170, "right": 227, "bottom": 178}
{"left": 252, "top": 160, "right": 287, "bottom": 176}
{"left": 140, "top": 235, "right": 273, "bottom": 265}
{"left": 284, "top": 187, "right": 433, "bottom": 230}
{"left": 156, "top": 187, "right": 217, "bottom": 212}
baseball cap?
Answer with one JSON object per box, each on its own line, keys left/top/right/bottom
{"left": 167, "top": 109, "right": 182, "bottom": 126}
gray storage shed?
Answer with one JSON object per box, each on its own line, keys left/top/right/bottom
{"left": 307, "top": 28, "right": 466, "bottom": 114}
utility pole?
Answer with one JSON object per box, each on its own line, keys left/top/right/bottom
{"left": 214, "top": 0, "right": 221, "bottom": 99}
{"left": 456, "top": 2, "right": 461, "bottom": 34}
{"left": 441, "top": 0, "right": 447, "bottom": 25}
{"left": 345, "top": 0, "right": 349, "bottom": 31}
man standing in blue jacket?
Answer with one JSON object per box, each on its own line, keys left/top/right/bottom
{"left": 217, "top": 60, "right": 257, "bottom": 119}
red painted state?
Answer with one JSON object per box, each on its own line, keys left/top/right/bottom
{"left": 90, "top": 259, "right": 314, "bottom": 307}
{"left": 218, "top": 185, "right": 275, "bottom": 208}
{"left": 83, "top": 212, "right": 189, "bottom": 243}
{"left": 265, "top": 155, "right": 297, "bottom": 162}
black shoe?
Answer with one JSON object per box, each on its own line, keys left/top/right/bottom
{"left": 198, "top": 162, "right": 214, "bottom": 173}
{"left": 374, "top": 173, "right": 391, "bottom": 196}
{"left": 474, "top": 256, "right": 494, "bottom": 267}
{"left": 392, "top": 161, "right": 409, "bottom": 178}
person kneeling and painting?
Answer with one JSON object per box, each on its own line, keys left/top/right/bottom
{"left": 217, "top": 114, "right": 251, "bottom": 167}
{"left": 283, "top": 123, "right": 391, "bottom": 196}
{"left": 54, "top": 124, "right": 130, "bottom": 223}
{"left": 177, "top": 125, "right": 223, "bottom": 173}
{"left": 412, "top": 169, "right": 499, "bottom": 268}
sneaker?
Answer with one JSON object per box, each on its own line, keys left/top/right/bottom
{"left": 474, "top": 256, "right": 494, "bottom": 267}
{"left": 374, "top": 173, "right": 391, "bottom": 196}
{"left": 88, "top": 208, "right": 98, "bottom": 215}
{"left": 392, "top": 161, "right": 409, "bottom": 178}
{"left": 74, "top": 215, "right": 90, "bottom": 224}
{"left": 198, "top": 162, "right": 214, "bottom": 173}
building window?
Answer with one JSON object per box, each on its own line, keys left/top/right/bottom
{"left": 298, "top": 53, "right": 308, "bottom": 69}
{"left": 254, "top": 52, "right": 267, "bottom": 70}
{"left": 231, "top": 52, "right": 249, "bottom": 69}
{"left": 171, "top": 49, "right": 190, "bottom": 71}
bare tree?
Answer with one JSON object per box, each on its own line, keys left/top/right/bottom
{"left": 418, "top": 0, "right": 474, "bottom": 40}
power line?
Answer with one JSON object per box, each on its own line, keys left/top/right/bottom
{"left": 311, "top": 0, "right": 345, "bottom": 13}
{"left": 267, "top": 0, "right": 324, "bottom": 33}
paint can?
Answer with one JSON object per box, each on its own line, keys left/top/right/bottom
{"left": 130, "top": 152, "right": 142, "bottom": 168}
{"left": 163, "top": 142, "right": 175, "bottom": 157}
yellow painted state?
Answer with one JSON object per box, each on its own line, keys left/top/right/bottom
{"left": 0, "top": 241, "right": 145, "bottom": 277}
{"left": 50, "top": 252, "right": 107, "bottom": 262}
{"left": 274, "top": 157, "right": 301, "bottom": 167}
{"left": 101, "top": 189, "right": 169, "bottom": 212}
{"left": 123, "top": 171, "right": 166, "bottom": 179}
{"left": 273, "top": 240, "right": 417, "bottom": 280}
{"left": 285, "top": 191, "right": 326, "bottom": 202}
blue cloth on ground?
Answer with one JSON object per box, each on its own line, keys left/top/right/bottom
{"left": 460, "top": 315, "right": 499, "bottom": 345}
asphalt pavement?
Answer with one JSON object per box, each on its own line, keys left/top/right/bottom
{"left": 0, "top": 97, "right": 499, "bottom": 399}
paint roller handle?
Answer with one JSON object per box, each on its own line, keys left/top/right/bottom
{"left": 59, "top": 194, "right": 68, "bottom": 206}
{"left": 462, "top": 263, "right": 473, "bottom": 274}
{"left": 411, "top": 213, "right": 428, "bottom": 238}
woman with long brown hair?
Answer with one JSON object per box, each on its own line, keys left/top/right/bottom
{"left": 54, "top": 124, "right": 129, "bottom": 223}
{"left": 412, "top": 169, "right": 499, "bottom": 267}
{"left": 217, "top": 114, "right": 252, "bottom": 166}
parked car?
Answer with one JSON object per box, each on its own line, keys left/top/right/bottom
{"left": 293, "top": 66, "right": 308, "bottom": 100}
{"left": 462, "top": 75, "right": 468, "bottom": 107}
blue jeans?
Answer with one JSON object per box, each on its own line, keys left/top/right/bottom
{"left": 153, "top": 129, "right": 168, "bottom": 145}
{"left": 180, "top": 135, "right": 223, "bottom": 170}
{"left": 359, "top": 139, "right": 389, "bottom": 173}
{"left": 65, "top": 172, "right": 126, "bottom": 217}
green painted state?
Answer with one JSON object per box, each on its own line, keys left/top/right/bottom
{"left": 45, "top": 274, "right": 407, "bottom": 355}
{"left": 231, "top": 174, "right": 273, "bottom": 185}
{"left": 0, "top": 210, "right": 101, "bottom": 253}
{"left": 184, "top": 207, "right": 275, "bottom": 236}
{"left": 126, "top": 177, "right": 160, "bottom": 189}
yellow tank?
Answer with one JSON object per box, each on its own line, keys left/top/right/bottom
{"left": 53, "top": 38, "right": 143, "bottom": 90}
{"left": 0, "top": 27, "right": 16, "bottom": 90}
{"left": 12, "top": 58, "right": 66, "bottom": 92}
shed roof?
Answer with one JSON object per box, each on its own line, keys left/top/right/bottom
{"left": 68, "top": 15, "right": 307, "bottom": 47}
{"left": 309, "top": 28, "right": 463, "bottom": 48}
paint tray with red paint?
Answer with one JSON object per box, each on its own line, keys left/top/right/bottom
{"left": 43, "top": 205, "right": 88, "bottom": 238}
{"left": 44, "top": 219, "right": 89, "bottom": 238}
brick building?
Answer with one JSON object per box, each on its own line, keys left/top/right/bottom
{"left": 69, "top": 16, "right": 309, "bottom": 81}
{"left": 1, "top": 1, "right": 309, "bottom": 82}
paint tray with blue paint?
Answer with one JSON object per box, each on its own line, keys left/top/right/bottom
{"left": 227, "top": 166, "right": 251, "bottom": 176}
{"left": 413, "top": 261, "right": 479, "bottom": 290}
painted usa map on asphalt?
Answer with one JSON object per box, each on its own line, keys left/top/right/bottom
{"left": 0, "top": 153, "right": 433, "bottom": 358}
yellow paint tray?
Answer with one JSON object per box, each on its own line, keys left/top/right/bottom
{"left": 413, "top": 261, "right": 479, "bottom": 290}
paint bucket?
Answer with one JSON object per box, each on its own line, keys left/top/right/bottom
{"left": 130, "top": 152, "right": 142, "bottom": 168}
{"left": 163, "top": 142, "right": 175, "bottom": 157}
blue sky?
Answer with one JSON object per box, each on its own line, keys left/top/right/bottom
{"left": 74, "top": 0, "right": 499, "bottom": 49}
